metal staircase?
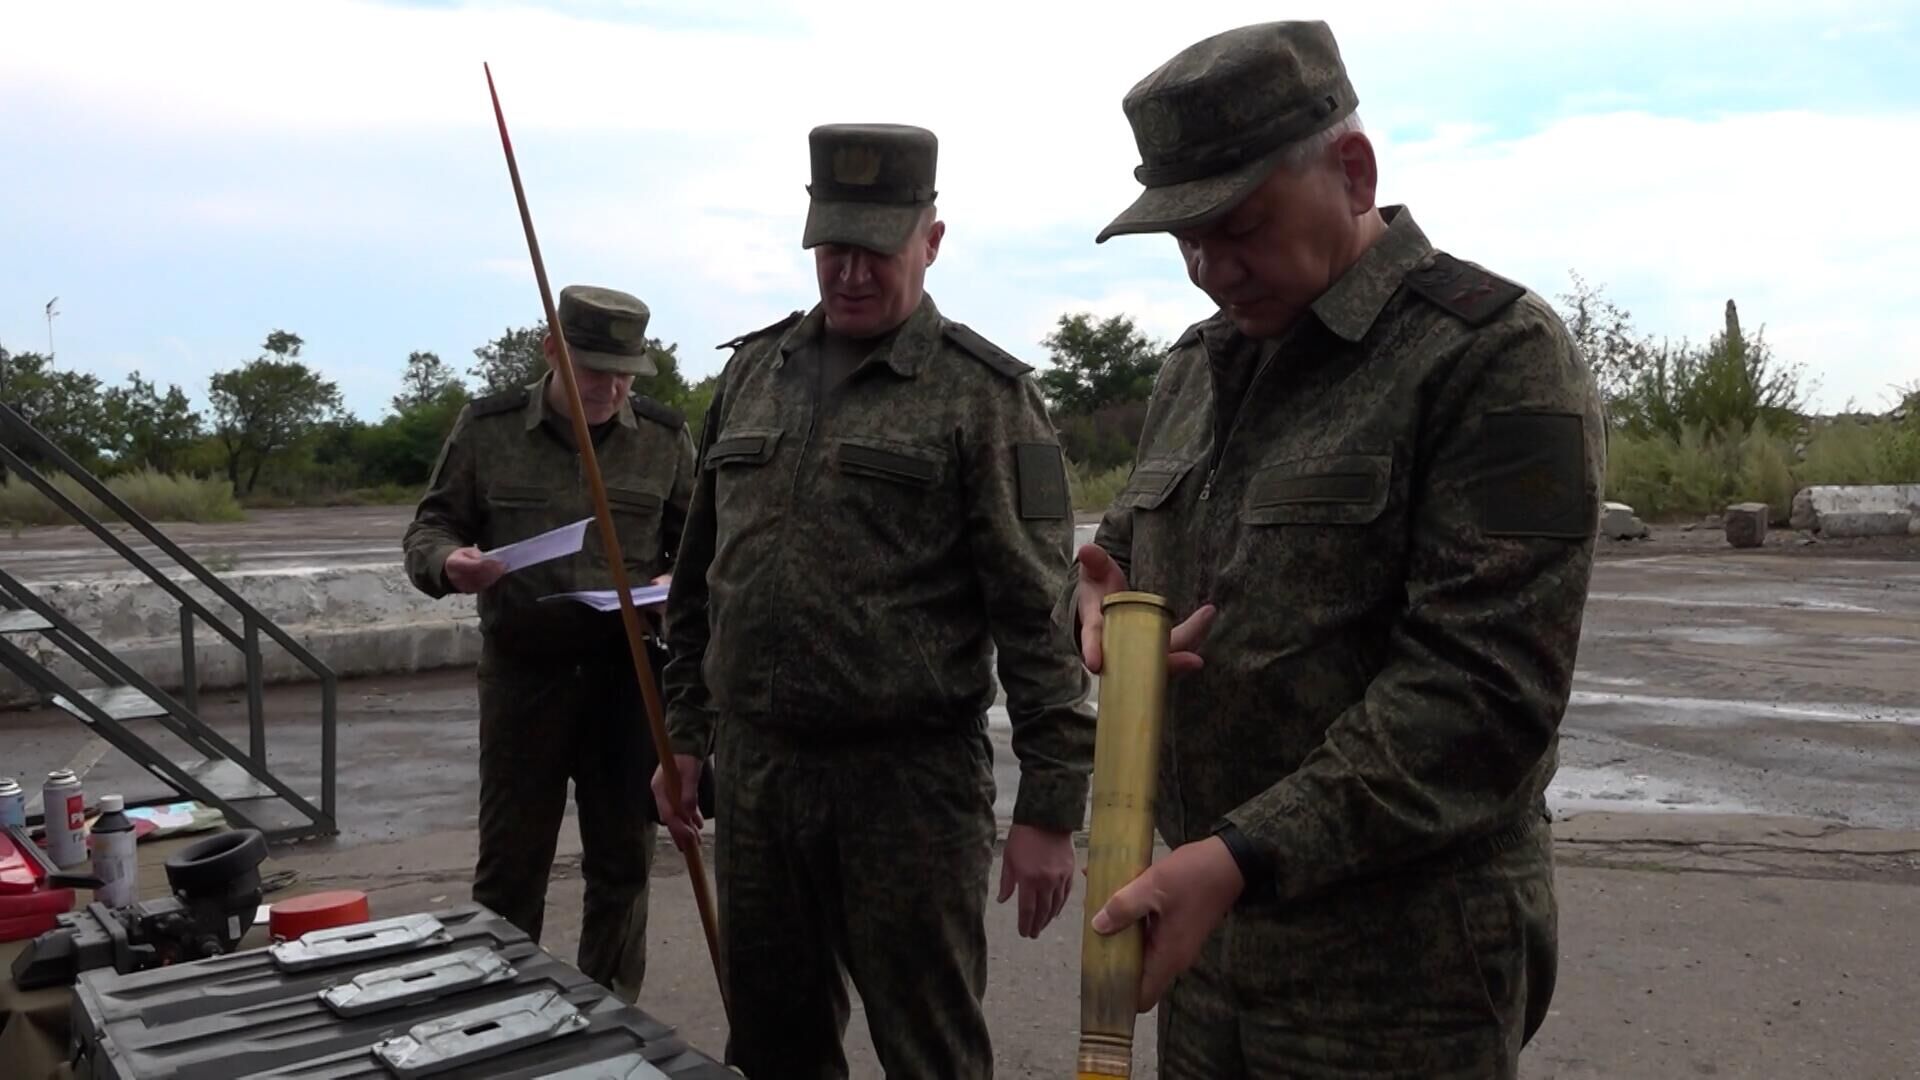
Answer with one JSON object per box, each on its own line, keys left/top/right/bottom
{"left": 0, "top": 400, "right": 337, "bottom": 843}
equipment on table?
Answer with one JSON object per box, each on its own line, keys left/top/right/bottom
{"left": 1077, "top": 592, "right": 1174, "bottom": 1080}
{"left": 269, "top": 888, "right": 372, "bottom": 939}
{"left": 68, "top": 902, "right": 734, "bottom": 1078}
{"left": 10, "top": 827, "right": 269, "bottom": 989}
{"left": 0, "top": 823, "right": 83, "bottom": 942}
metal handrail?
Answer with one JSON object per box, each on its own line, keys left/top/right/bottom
{"left": 0, "top": 399, "right": 337, "bottom": 833}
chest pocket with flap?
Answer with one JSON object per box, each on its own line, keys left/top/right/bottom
{"left": 832, "top": 437, "right": 946, "bottom": 489}
{"left": 1114, "top": 457, "right": 1197, "bottom": 511}
{"left": 1244, "top": 453, "right": 1393, "bottom": 526}
{"left": 704, "top": 427, "right": 783, "bottom": 470}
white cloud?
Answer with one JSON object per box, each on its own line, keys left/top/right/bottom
{"left": 2, "top": 0, "right": 1915, "bottom": 414}
{"left": 1374, "top": 110, "right": 1920, "bottom": 407}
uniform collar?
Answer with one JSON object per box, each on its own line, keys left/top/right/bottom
{"left": 1176, "top": 205, "right": 1436, "bottom": 355}
{"left": 780, "top": 292, "right": 945, "bottom": 379}
{"left": 523, "top": 371, "right": 637, "bottom": 432}
{"left": 1309, "top": 204, "right": 1433, "bottom": 343}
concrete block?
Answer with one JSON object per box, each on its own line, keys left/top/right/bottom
{"left": 1600, "top": 502, "right": 1649, "bottom": 540}
{"left": 0, "top": 562, "right": 478, "bottom": 707}
{"left": 1724, "top": 503, "right": 1769, "bottom": 549}
{"left": 1793, "top": 484, "right": 1920, "bottom": 538}
{"left": 1790, "top": 489, "right": 1817, "bottom": 531}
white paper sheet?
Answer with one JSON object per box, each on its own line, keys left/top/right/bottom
{"left": 481, "top": 517, "right": 590, "bottom": 573}
{"left": 540, "top": 584, "right": 671, "bottom": 612}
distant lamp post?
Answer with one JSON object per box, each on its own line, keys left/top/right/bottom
{"left": 44, "top": 297, "right": 58, "bottom": 360}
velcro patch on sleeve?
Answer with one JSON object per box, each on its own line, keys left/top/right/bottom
{"left": 1014, "top": 442, "right": 1071, "bottom": 520}
{"left": 1476, "top": 411, "right": 1593, "bottom": 538}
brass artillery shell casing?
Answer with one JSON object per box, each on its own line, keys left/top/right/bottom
{"left": 1076, "top": 591, "right": 1173, "bottom": 1080}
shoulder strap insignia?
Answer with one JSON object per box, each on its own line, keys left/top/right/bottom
{"left": 943, "top": 322, "right": 1032, "bottom": 379}
{"left": 628, "top": 393, "right": 685, "bottom": 430}
{"left": 1404, "top": 252, "right": 1526, "bottom": 327}
{"left": 468, "top": 388, "right": 529, "bottom": 418}
{"left": 716, "top": 310, "right": 804, "bottom": 351}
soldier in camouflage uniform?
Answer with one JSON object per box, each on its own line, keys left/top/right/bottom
{"left": 1068, "top": 22, "right": 1607, "bottom": 1079}
{"left": 403, "top": 285, "right": 696, "bottom": 1004}
{"left": 651, "top": 124, "right": 1096, "bottom": 1078}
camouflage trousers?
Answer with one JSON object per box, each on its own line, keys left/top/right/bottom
{"left": 1158, "top": 820, "right": 1557, "bottom": 1079}
{"left": 472, "top": 641, "right": 661, "bottom": 1003}
{"left": 712, "top": 715, "right": 997, "bottom": 1080}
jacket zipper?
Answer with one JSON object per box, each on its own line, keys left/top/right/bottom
{"left": 1198, "top": 344, "right": 1278, "bottom": 502}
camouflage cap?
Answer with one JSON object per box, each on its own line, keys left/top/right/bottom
{"left": 1096, "top": 20, "right": 1357, "bottom": 243}
{"left": 556, "top": 285, "right": 656, "bottom": 376}
{"left": 802, "top": 123, "right": 938, "bottom": 254}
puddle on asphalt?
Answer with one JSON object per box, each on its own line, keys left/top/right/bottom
{"left": 1574, "top": 673, "right": 1647, "bottom": 688}
{"left": 1588, "top": 592, "right": 1881, "bottom": 614}
{"left": 1662, "top": 626, "right": 1794, "bottom": 647}
{"left": 1547, "top": 765, "right": 1757, "bottom": 816}
{"left": 1571, "top": 690, "right": 1920, "bottom": 726}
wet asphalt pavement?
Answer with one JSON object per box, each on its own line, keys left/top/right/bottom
{"left": 2, "top": 515, "right": 1916, "bottom": 841}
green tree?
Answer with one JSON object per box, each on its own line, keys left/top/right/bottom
{"left": 1555, "top": 272, "right": 1652, "bottom": 414}
{"left": 1614, "top": 300, "right": 1808, "bottom": 441}
{"left": 0, "top": 343, "right": 109, "bottom": 472}
{"left": 1036, "top": 312, "right": 1167, "bottom": 416}
{"left": 1687, "top": 300, "right": 1807, "bottom": 437}
{"left": 393, "top": 350, "right": 466, "bottom": 414}
{"left": 208, "top": 338, "right": 345, "bottom": 495}
{"left": 469, "top": 324, "right": 545, "bottom": 394}
{"left": 102, "top": 371, "right": 203, "bottom": 473}
{"left": 262, "top": 330, "right": 305, "bottom": 361}
{"left": 683, "top": 374, "right": 720, "bottom": 442}
{"left": 631, "top": 339, "right": 694, "bottom": 411}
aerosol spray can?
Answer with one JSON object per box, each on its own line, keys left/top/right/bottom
{"left": 42, "top": 769, "right": 86, "bottom": 867}
{"left": 91, "top": 794, "right": 138, "bottom": 908}
{"left": 0, "top": 778, "right": 24, "bottom": 830}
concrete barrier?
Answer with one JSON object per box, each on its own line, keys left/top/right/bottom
{"left": 5, "top": 526, "right": 1112, "bottom": 709}
{"left": 0, "top": 563, "right": 479, "bottom": 707}
{"left": 1791, "top": 484, "right": 1920, "bottom": 538}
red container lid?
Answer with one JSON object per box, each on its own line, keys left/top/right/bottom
{"left": 269, "top": 890, "right": 371, "bottom": 941}
{"left": 0, "top": 828, "right": 52, "bottom": 895}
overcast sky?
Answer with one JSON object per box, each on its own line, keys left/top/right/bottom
{"left": 3, "top": 0, "right": 1916, "bottom": 421}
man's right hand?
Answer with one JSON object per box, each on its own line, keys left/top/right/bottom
{"left": 443, "top": 547, "right": 507, "bottom": 594}
{"left": 1073, "top": 543, "right": 1215, "bottom": 676}
{"left": 651, "top": 754, "right": 706, "bottom": 851}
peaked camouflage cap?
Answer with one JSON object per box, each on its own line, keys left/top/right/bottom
{"left": 556, "top": 285, "right": 656, "bottom": 376}
{"left": 1096, "top": 20, "right": 1358, "bottom": 243}
{"left": 802, "top": 123, "right": 938, "bottom": 254}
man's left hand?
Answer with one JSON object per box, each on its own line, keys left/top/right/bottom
{"left": 997, "top": 823, "right": 1076, "bottom": 938}
{"left": 1090, "top": 835, "right": 1245, "bottom": 1011}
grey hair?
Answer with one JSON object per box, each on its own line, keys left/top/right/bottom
{"left": 1277, "top": 111, "right": 1365, "bottom": 172}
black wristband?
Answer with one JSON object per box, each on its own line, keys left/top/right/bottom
{"left": 1210, "top": 821, "right": 1276, "bottom": 901}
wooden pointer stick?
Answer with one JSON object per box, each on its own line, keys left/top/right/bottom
{"left": 483, "top": 62, "right": 728, "bottom": 1019}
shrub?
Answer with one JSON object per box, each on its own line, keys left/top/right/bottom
{"left": 0, "top": 469, "right": 244, "bottom": 527}
{"left": 1068, "top": 462, "right": 1132, "bottom": 515}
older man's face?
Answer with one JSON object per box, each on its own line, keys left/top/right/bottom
{"left": 1172, "top": 132, "right": 1378, "bottom": 340}
{"left": 543, "top": 335, "right": 634, "bottom": 425}
{"left": 813, "top": 213, "right": 945, "bottom": 339}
